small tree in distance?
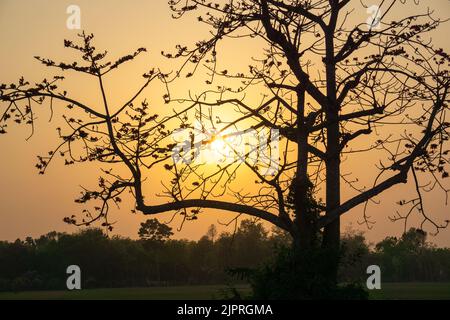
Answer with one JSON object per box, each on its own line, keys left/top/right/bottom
{"left": 206, "top": 224, "right": 218, "bottom": 242}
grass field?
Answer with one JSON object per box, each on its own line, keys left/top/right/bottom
{"left": 0, "top": 283, "right": 449, "bottom": 300}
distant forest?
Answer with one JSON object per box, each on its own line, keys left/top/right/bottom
{"left": 0, "top": 220, "right": 449, "bottom": 292}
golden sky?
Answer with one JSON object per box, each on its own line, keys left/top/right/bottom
{"left": 0, "top": 0, "right": 449, "bottom": 246}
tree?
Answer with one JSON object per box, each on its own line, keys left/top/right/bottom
{"left": 206, "top": 224, "right": 218, "bottom": 242}
{"left": 162, "top": 0, "right": 449, "bottom": 252}
{"left": 1, "top": 1, "right": 449, "bottom": 290}
{"left": 138, "top": 219, "right": 174, "bottom": 242}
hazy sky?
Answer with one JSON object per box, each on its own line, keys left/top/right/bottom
{"left": 0, "top": 0, "right": 449, "bottom": 246}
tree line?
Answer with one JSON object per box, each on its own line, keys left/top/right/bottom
{"left": 0, "top": 219, "right": 449, "bottom": 292}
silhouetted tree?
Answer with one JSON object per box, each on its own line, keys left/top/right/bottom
{"left": 1, "top": 1, "right": 449, "bottom": 291}
{"left": 163, "top": 0, "right": 449, "bottom": 253}
{"left": 163, "top": 1, "right": 449, "bottom": 289}
{"left": 138, "top": 218, "right": 174, "bottom": 242}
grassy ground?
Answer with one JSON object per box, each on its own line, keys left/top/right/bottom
{"left": 0, "top": 285, "right": 249, "bottom": 300}
{"left": 0, "top": 283, "right": 449, "bottom": 300}
{"left": 369, "top": 282, "right": 450, "bottom": 300}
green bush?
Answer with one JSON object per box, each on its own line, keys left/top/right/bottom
{"left": 248, "top": 246, "right": 368, "bottom": 300}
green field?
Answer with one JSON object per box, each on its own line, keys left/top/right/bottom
{"left": 0, "top": 283, "right": 449, "bottom": 300}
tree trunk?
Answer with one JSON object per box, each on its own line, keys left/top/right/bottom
{"left": 294, "top": 89, "right": 315, "bottom": 249}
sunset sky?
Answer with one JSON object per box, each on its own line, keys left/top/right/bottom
{"left": 0, "top": 0, "right": 449, "bottom": 246}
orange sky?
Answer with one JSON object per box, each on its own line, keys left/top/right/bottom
{"left": 0, "top": 0, "right": 449, "bottom": 246}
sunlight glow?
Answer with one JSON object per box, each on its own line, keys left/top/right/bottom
{"left": 206, "top": 136, "right": 230, "bottom": 163}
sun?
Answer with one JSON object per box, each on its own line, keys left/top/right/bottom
{"left": 204, "top": 136, "right": 232, "bottom": 164}
{"left": 210, "top": 137, "right": 226, "bottom": 153}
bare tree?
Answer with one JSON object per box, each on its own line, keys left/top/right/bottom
{"left": 0, "top": 1, "right": 449, "bottom": 286}
{"left": 0, "top": 32, "right": 176, "bottom": 230}
{"left": 160, "top": 0, "right": 449, "bottom": 251}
